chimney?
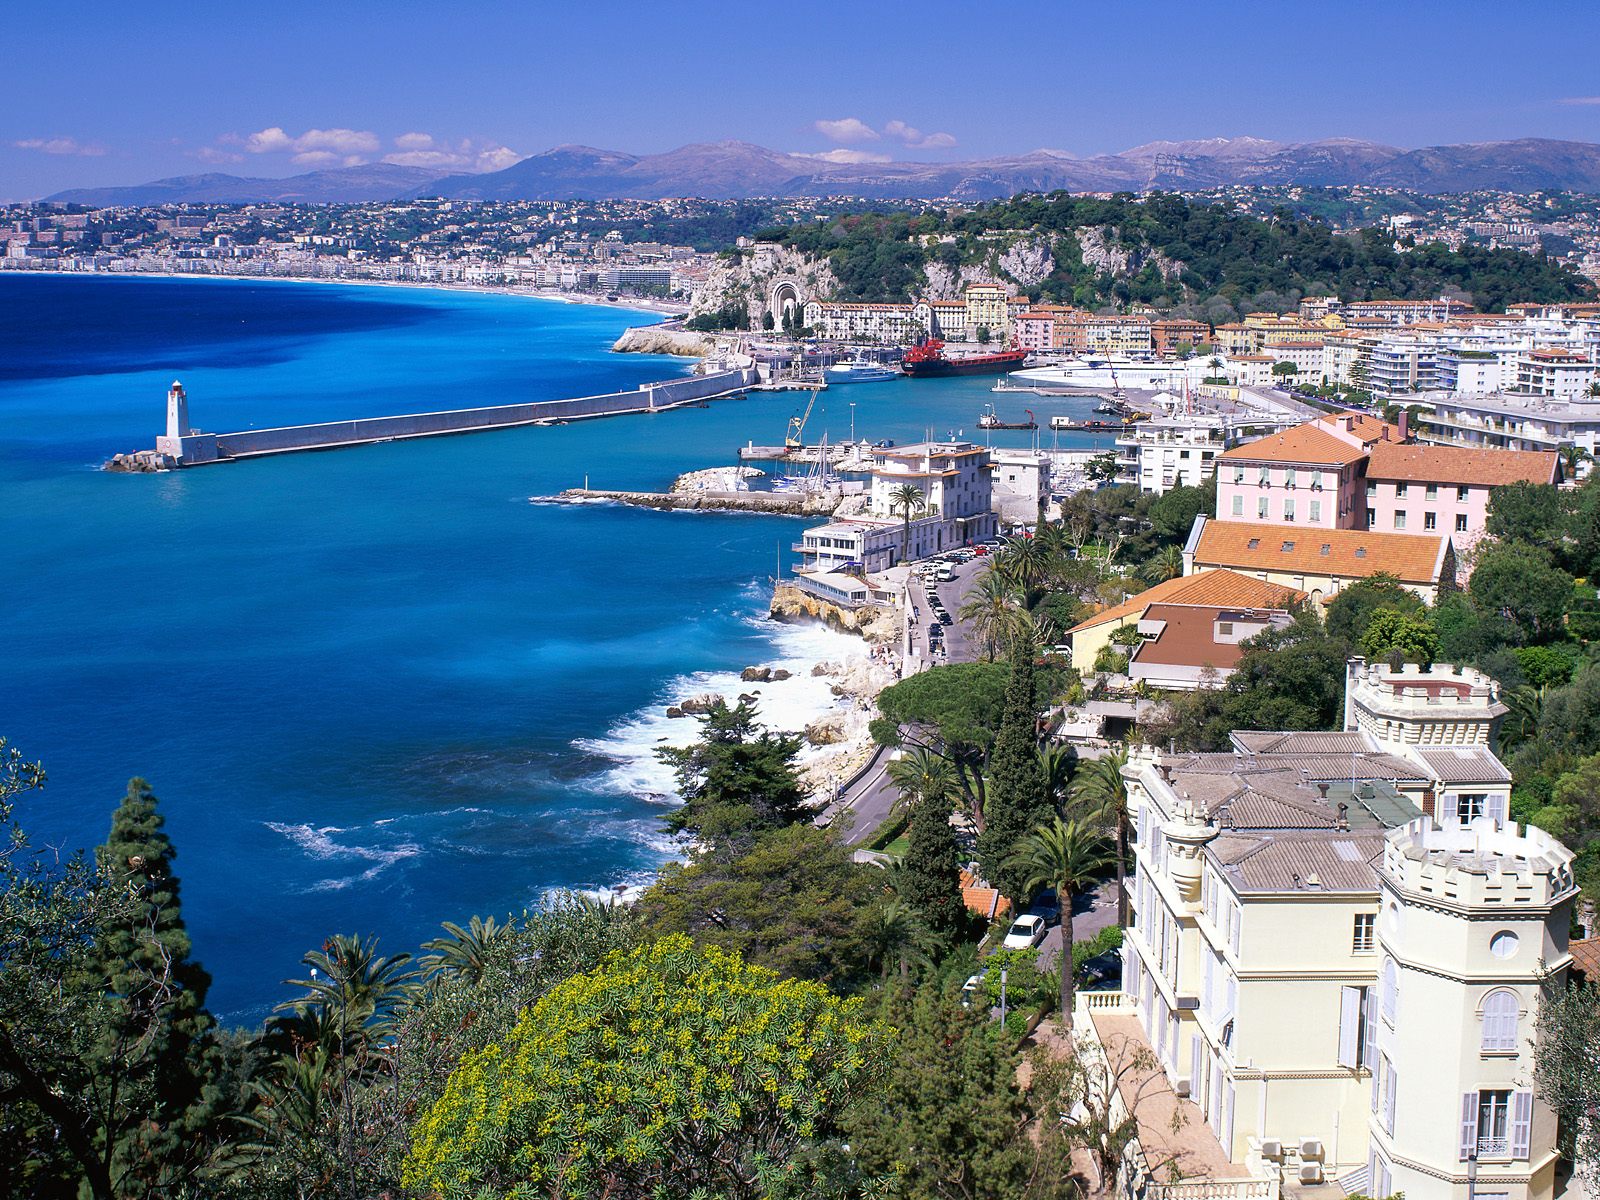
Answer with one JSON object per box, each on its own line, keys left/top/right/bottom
{"left": 1382, "top": 424, "right": 1391, "bottom": 441}
{"left": 1342, "top": 415, "right": 1355, "bottom": 432}
{"left": 1337, "top": 802, "right": 1350, "bottom": 832}
{"left": 1399, "top": 410, "right": 1410, "bottom": 441}
{"left": 1317, "top": 783, "right": 1330, "bottom": 800}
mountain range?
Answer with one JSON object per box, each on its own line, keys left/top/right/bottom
{"left": 46, "top": 136, "right": 1600, "bottom": 206}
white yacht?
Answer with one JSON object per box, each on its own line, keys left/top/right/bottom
{"left": 825, "top": 356, "right": 901, "bottom": 384}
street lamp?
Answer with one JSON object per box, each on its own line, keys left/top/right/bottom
{"left": 1467, "top": 1149, "right": 1478, "bottom": 1200}
{"left": 849, "top": 401, "right": 856, "bottom": 447}
{"left": 999, "top": 966, "right": 1009, "bottom": 1024}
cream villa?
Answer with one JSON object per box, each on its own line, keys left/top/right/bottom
{"left": 1076, "top": 659, "right": 1576, "bottom": 1200}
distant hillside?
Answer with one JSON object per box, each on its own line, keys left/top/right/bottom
{"left": 44, "top": 135, "right": 1600, "bottom": 206}
{"left": 47, "top": 164, "right": 449, "bottom": 206}
{"left": 757, "top": 192, "right": 1594, "bottom": 318}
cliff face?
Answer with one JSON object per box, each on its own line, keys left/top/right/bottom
{"left": 689, "top": 243, "right": 839, "bottom": 328}
{"left": 770, "top": 582, "right": 901, "bottom": 644}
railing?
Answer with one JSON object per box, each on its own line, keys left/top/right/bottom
{"left": 1082, "top": 990, "right": 1131, "bottom": 1011}
{"left": 1476, "top": 1137, "right": 1509, "bottom": 1158}
{"left": 1150, "top": 1182, "right": 1279, "bottom": 1200}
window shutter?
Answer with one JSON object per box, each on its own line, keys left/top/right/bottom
{"left": 1371, "top": 1056, "right": 1381, "bottom": 1113}
{"left": 1511, "top": 1091, "right": 1533, "bottom": 1160}
{"left": 1487, "top": 793, "right": 1507, "bottom": 827}
{"left": 1338, "top": 986, "right": 1362, "bottom": 1069}
{"left": 1362, "top": 985, "right": 1378, "bottom": 1068}
{"left": 1229, "top": 901, "right": 1242, "bottom": 956}
{"left": 1384, "top": 1064, "right": 1397, "bottom": 1134}
{"left": 1483, "top": 990, "right": 1518, "bottom": 1052}
{"left": 1226, "top": 973, "right": 1238, "bottom": 1023}
{"left": 1191, "top": 1034, "right": 1203, "bottom": 1095}
{"left": 1460, "top": 1091, "right": 1479, "bottom": 1162}
{"left": 1203, "top": 951, "right": 1215, "bottom": 1019}
{"left": 1440, "top": 792, "right": 1459, "bottom": 823}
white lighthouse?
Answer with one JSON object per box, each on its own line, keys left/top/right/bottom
{"left": 165, "top": 380, "right": 190, "bottom": 441}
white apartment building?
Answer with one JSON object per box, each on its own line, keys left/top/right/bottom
{"left": 1115, "top": 416, "right": 1243, "bottom": 495}
{"left": 1515, "top": 348, "right": 1596, "bottom": 399}
{"left": 793, "top": 442, "right": 998, "bottom": 574}
{"left": 1419, "top": 392, "right": 1600, "bottom": 462}
{"left": 1099, "top": 659, "right": 1577, "bottom": 1200}
{"left": 989, "top": 448, "right": 1049, "bottom": 524}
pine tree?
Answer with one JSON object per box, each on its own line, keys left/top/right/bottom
{"left": 901, "top": 793, "right": 965, "bottom": 941}
{"left": 978, "top": 641, "right": 1050, "bottom": 906}
{"left": 89, "top": 778, "right": 218, "bottom": 1193}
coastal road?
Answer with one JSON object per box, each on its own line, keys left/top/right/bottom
{"left": 1036, "top": 879, "right": 1120, "bottom": 974}
{"left": 828, "top": 554, "right": 995, "bottom": 847}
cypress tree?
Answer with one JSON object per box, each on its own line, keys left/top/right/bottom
{"left": 90, "top": 778, "right": 217, "bottom": 1191}
{"left": 977, "top": 640, "right": 1049, "bottom": 906}
{"left": 901, "top": 793, "right": 965, "bottom": 941}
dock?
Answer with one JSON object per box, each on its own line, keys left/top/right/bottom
{"left": 541, "top": 486, "right": 843, "bottom": 517}
{"left": 109, "top": 367, "right": 758, "bottom": 471}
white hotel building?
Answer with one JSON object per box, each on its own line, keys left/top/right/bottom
{"left": 1082, "top": 659, "right": 1577, "bottom": 1200}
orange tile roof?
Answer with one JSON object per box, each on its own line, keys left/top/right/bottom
{"left": 1220, "top": 423, "right": 1369, "bottom": 466}
{"left": 1192, "top": 520, "right": 1448, "bottom": 585}
{"left": 1570, "top": 937, "right": 1600, "bottom": 982}
{"left": 1365, "top": 443, "right": 1559, "bottom": 487}
{"left": 1312, "top": 411, "right": 1398, "bottom": 443}
{"left": 959, "top": 868, "right": 1011, "bottom": 921}
{"left": 1068, "top": 569, "right": 1306, "bottom": 634}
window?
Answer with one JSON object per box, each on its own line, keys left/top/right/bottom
{"left": 1468, "top": 1090, "right": 1529, "bottom": 1159}
{"left": 1393, "top": 511, "right": 1407, "bottom": 530}
{"left": 1284, "top": 499, "right": 1295, "bottom": 521}
{"left": 1320, "top": 543, "right": 1331, "bottom": 556}
{"left": 1490, "top": 930, "right": 1520, "bottom": 960}
{"left": 1426, "top": 484, "right": 1438, "bottom": 500}
{"left": 1352, "top": 913, "right": 1376, "bottom": 953}
{"left": 1459, "top": 485, "right": 1471, "bottom": 501}
{"left": 1281, "top": 541, "right": 1295, "bottom": 552}
{"left": 1395, "top": 482, "right": 1408, "bottom": 498}
{"left": 1482, "top": 989, "right": 1520, "bottom": 1052}
{"left": 1258, "top": 498, "right": 1269, "bottom": 519}
{"left": 1381, "top": 1055, "right": 1398, "bottom": 1134}
{"left": 1425, "top": 511, "right": 1437, "bottom": 530}
{"left": 1456, "top": 513, "right": 1469, "bottom": 532}
{"left": 1285, "top": 468, "right": 1296, "bottom": 489}
{"left": 1218, "top": 621, "right": 1234, "bottom": 636}
{"left": 1258, "top": 466, "right": 1269, "bottom": 486}
{"left": 1366, "top": 483, "right": 1377, "bottom": 502}
{"left": 1367, "top": 511, "right": 1377, "bottom": 529}
{"left": 1234, "top": 468, "right": 1245, "bottom": 484}
{"left": 1232, "top": 495, "right": 1244, "bottom": 516}
{"left": 1310, "top": 500, "right": 1322, "bottom": 522}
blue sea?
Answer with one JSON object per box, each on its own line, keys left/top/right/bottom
{"left": 0, "top": 273, "right": 1113, "bottom": 1021}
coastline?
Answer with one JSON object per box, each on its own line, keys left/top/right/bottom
{"left": 3, "top": 264, "right": 690, "bottom": 318}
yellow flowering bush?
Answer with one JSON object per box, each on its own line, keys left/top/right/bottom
{"left": 403, "top": 934, "right": 894, "bottom": 1199}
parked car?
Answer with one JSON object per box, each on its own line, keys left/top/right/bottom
{"left": 960, "top": 971, "right": 987, "bottom": 1008}
{"left": 1002, "top": 914, "right": 1048, "bottom": 951}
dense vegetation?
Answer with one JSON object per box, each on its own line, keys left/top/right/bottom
{"left": 765, "top": 192, "right": 1592, "bottom": 317}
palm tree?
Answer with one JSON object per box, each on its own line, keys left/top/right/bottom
{"left": 276, "top": 933, "right": 419, "bottom": 1053}
{"left": 420, "top": 913, "right": 508, "bottom": 984}
{"left": 994, "top": 534, "right": 1050, "bottom": 595}
{"left": 958, "top": 567, "right": 1027, "bottom": 661}
{"left": 1559, "top": 443, "right": 1591, "bottom": 481}
{"left": 888, "top": 745, "right": 958, "bottom": 816}
{"left": 1038, "top": 742, "right": 1077, "bottom": 814}
{"left": 1498, "top": 685, "right": 1546, "bottom": 757}
{"left": 1142, "top": 543, "right": 1184, "bottom": 584}
{"left": 1068, "top": 745, "right": 1132, "bottom": 926}
{"left": 1007, "top": 817, "right": 1110, "bottom": 1018}
{"left": 862, "top": 898, "right": 939, "bottom": 979}
{"left": 888, "top": 482, "right": 926, "bottom": 564}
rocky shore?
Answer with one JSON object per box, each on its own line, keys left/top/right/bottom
{"left": 769, "top": 581, "right": 901, "bottom": 643}
{"left": 547, "top": 486, "right": 842, "bottom": 516}
{"left": 610, "top": 326, "right": 720, "bottom": 357}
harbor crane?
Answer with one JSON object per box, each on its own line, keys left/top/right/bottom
{"left": 785, "top": 385, "right": 822, "bottom": 449}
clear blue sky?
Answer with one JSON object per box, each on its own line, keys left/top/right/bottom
{"left": 5, "top": 0, "right": 1599, "bottom": 199}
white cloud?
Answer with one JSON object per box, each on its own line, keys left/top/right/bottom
{"left": 382, "top": 136, "right": 521, "bottom": 173}
{"left": 13, "top": 136, "right": 108, "bottom": 157}
{"left": 813, "top": 117, "right": 879, "bottom": 144}
{"left": 244, "top": 126, "right": 380, "bottom": 159}
{"left": 884, "top": 119, "right": 956, "bottom": 150}
{"left": 796, "top": 148, "right": 894, "bottom": 165}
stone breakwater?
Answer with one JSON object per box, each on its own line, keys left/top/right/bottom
{"left": 547, "top": 487, "right": 842, "bottom": 517}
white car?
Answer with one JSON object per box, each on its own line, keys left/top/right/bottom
{"left": 1002, "top": 914, "right": 1047, "bottom": 951}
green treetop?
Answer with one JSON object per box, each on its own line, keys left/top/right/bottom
{"left": 977, "top": 642, "right": 1051, "bottom": 905}
{"left": 403, "top": 934, "right": 896, "bottom": 1200}
{"left": 658, "top": 700, "right": 807, "bottom": 852}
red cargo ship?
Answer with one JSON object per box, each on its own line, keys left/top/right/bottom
{"left": 902, "top": 338, "right": 1028, "bottom": 378}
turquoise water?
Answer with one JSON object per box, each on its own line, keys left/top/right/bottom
{"left": 1, "top": 274, "right": 1112, "bottom": 1021}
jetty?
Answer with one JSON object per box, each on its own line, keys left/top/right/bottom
{"left": 543, "top": 487, "right": 842, "bottom": 517}
{"left": 109, "top": 367, "right": 758, "bottom": 471}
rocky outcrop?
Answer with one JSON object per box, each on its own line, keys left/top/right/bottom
{"left": 671, "top": 466, "right": 764, "bottom": 495}
{"left": 690, "top": 243, "right": 839, "bottom": 329}
{"left": 1077, "top": 226, "right": 1183, "bottom": 282}
{"left": 611, "top": 325, "right": 719, "bottom": 357}
{"left": 804, "top": 714, "right": 850, "bottom": 746}
{"left": 769, "top": 583, "right": 902, "bottom": 645}
{"left": 677, "top": 694, "right": 722, "bottom": 715}
{"left": 740, "top": 666, "right": 792, "bottom": 682}
{"left": 554, "top": 487, "right": 844, "bottom": 517}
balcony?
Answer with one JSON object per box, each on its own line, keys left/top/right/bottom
{"left": 1476, "top": 1137, "right": 1509, "bottom": 1159}
{"left": 1071, "top": 993, "right": 1281, "bottom": 1200}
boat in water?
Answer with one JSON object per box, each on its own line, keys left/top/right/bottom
{"left": 903, "top": 338, "right": 1028, "bottom": 378}
{"left": 978, "top": 403, "right": 1037, "bottom": 430}
{"left": 824, "top": 356, "right": 901, "bottom": 384}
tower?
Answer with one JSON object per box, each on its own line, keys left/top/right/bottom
{"left": 165, "top": 380, "right": 190, "bottom": 441}
{"left": 1368, "top": 817, "right": 1576, "bottom": 1200}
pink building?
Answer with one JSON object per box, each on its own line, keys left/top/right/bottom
{"left": 1014, "top": 311, "right": 1056, "bottom": 352}
{"left": 1216, "top": 413, "right": 1395, "bottom": 530}
{"left": 1363, "top": 443, "right": 1559, "bottom": 546}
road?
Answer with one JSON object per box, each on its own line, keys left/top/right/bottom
{"left": 827, "top": 553, "right": 995, "bottom": 846}
{"left": 1036, "top": 878, "right": 1121, "bottom": 973}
